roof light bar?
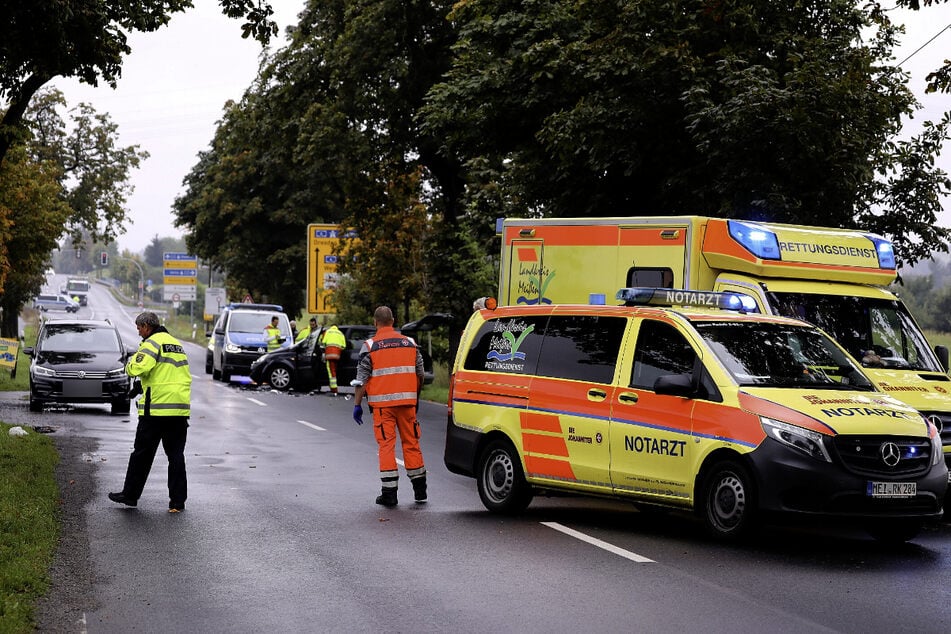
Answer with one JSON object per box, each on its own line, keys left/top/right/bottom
{"left": 616, "top": 287, "right": 759, "bottom": 312}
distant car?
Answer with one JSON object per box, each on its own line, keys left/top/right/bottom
{"left": 249, "top": 315, "right": 452, "bottom": 391}
{"left": 33, "top": 293, "right": 80, "bottom": 313}
{"left": 23, "top": 319, "right": 134, "bottom": 413}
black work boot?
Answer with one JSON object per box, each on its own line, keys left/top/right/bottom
{"left": 412, "top": 476, "right": 427, "bottom": 503}
{"left": 375, "top": 488, "right": 398, "bottom": 507}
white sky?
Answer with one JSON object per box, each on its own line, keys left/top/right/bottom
{"left": 52, "top": 2, "right": 951, "bottom": 254}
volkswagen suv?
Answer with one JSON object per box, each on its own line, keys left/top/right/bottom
{"left": 24, "top": 318, "right": 133, "bottom": 414}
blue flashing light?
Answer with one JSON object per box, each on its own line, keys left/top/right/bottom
{"left": 866, "top": 235, "right": 896, "bottom": 270}
{"left": 616, "top": 287, "right": 759, "bottom": 312}
{"left": 728, "top": 220, "right": 782, "bottom": 260}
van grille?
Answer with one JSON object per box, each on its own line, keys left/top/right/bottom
{"left": 832, "top": 435, "right": 932, "bottom": 478}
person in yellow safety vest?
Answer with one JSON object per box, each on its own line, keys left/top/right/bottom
{"left": 296, "top": 316, "right": 318, "bottom": 343}
{"left": 319, "top": 323, "right": 347, "bottom": 395}
{"left": 264, "top": 316, "right": 283, "bottom": 351}
{"left": 108, "top": 311, "right": 192, "bottom": 512}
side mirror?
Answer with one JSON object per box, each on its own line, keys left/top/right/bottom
{"left": 653, "top": 374, "right": 694, "bottom": 398}
{"left": 23, "top": 347, "right": 35, "bottom": 358}
{"left": 936, "top": 345, "right": 949, "bottom": 373}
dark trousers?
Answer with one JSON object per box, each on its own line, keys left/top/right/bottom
{"left": 122, "top": 415, "right": 189, "bottom": 507}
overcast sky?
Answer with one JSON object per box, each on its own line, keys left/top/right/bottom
{"left": 53, "top": 2, "right": 951, "bottom": 255}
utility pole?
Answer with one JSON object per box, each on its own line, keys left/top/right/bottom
{"left": 115, "top": 256, "right": 145, "bottom": 307}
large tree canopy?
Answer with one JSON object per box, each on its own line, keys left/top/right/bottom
{"left": 173, "top": 0, "right": 485, "bottom": 319}
{"left": 421, "top": 0, "right": 950, "bottom": 264}
{"left": 0, "top": 0, "right": 277, "bottom": 168}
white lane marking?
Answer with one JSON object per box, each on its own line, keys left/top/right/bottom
{"left": 541, "top": 521, "right": 654, "bottom": 563}
{"left": 297, "top": 420, "right": 326, "bottom": 431}
{"left": 246, "top": 397, "right": 267, "bottom": 407}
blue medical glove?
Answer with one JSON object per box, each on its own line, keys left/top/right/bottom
{"left": 352, "top": 404, "right": 364, "bottom": 425}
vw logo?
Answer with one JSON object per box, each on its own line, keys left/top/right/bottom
{"left": 78, "top": 371, "right": 86, "bottom": 379}
{"left": 880, "top": 441, "right": 901, "bottom": 467}
{"left": 927, "top": 415, "right": 944, "bottom": 434}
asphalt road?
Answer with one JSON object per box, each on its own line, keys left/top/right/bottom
{"left": 7, "top": 282, "right": 951, "bottom": 633}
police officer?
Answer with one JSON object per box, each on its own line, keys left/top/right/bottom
{"left": 109, "top": 312, "right": 192, "bottom": 512}
{"left": 264, "top": 315, "right": 282, "bottom": 351}
{"left": 352, "top": 306, "right": 427, "bottom": 506}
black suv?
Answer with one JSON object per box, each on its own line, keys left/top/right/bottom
{"left": 24, "top": 318, "right": 133, "bottom": 414}
{"left": 249, "top": 314, "right": 452, "bottom": 392}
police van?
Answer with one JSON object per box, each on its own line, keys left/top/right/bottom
{"left": 444, "top": 289, "right": 947, "bottom": 542}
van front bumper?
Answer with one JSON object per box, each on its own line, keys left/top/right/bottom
{"left": 750, "top": 439, "right": 947, "bottom": 520}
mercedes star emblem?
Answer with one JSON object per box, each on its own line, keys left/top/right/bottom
{"left": 880, "top": 441, "right": 901, "bottom": 467}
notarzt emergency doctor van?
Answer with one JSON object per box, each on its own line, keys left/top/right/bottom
{"left": 445, "top": 289, "right": 947, "bottom": 542}
{"left": 498, "top": 216, "right": 951, "bottom": 486}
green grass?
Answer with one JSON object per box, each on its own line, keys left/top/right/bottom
{"left": 421, "top": 361, "right": 450, "bottom": 405}
{"left": 925, "top": 330, "right": 951, "bottom": 350}
{"left": 0, "top": 423, "right": 60, "bottom": 633}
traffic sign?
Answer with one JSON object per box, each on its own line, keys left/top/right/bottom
{"left": 243, "top": 294, "right": 253, "bottom": 303}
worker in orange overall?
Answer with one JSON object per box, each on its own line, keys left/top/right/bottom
{"left": 351, "top": 306, "right": 426, "bottom": 507}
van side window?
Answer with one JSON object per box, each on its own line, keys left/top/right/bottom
{"left": 631, "top": 320, "right": 696, "bottom": 390}
{"left": 463, "top": 316, "right": 548, "bottom": 375}
{"left": 535, "top": 315, "right": 626, "bottom": 383}
{"left": 626, "top": 268, "right": 674, "bottom": 288}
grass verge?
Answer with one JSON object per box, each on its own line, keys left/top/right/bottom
{"left": 0, "top": 423, "right": 59, "bottom": 633}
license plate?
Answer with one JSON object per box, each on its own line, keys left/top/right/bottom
{"left": 62, "top": 380, "right": 102, "bottom": 398}
{"left": 867, "top": 481, "right": 916, "bottom": 498}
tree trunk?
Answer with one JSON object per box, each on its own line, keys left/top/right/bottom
{"left": 0, "top": 299, "right": 22, "bottom": 339}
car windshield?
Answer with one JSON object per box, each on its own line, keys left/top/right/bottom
{"left": 693, "top": 321, "right": 874, "bottom": 390}
{"left": 41, "top": 325, "right": 120, "bottom": 353}
{"left": 230, "top": 312, "right": 289, "bottom": 335}
{"left": 766, "top": 292, "right": 941, "bottom": 372}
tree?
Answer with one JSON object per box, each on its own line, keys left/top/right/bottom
{"left": 27, "top": 89, "right": 149, "bottom": 245}
{"left": 0, "top": 145, "right": 72, "bottom": 336}
{"left": 0, "top": 0, "right": 278, "bottom": 169}
{"left": 896, "top": 1, "right": 951, "bottom": 93}
{"left": 421, "top": 0, "right": 950, "bottom": 265}
{"left": 174, "top": 0, "right": 476, "bottom": 320}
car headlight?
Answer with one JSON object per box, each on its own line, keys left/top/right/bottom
{"left": 925, "top": 417, "right": 943, "bottom": 466}
{"left": 225, "top": 343, "right": 241, "bottom": 353}
{"left": 33, "top": 365, "right": 56, "bottom": 377}
{"left": 761, "top": 417, "right": 832, "bottom": 462}
{"left": 106, "top": 367, "right": 126, "bottom": 378}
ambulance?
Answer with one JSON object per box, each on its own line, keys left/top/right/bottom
{"left": 444, "top": 289, "right": 948, "bottom": 541}
{"left": 498, "top": 216, "right": 951, "bottom": 485}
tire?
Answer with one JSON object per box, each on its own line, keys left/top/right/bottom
{"left": 212, "top": 367, "right": 221, "bottom": 381}
{"left": 267, "top": 365, "right": 293, "bottom": 390}
{"left": 477, "top": 439, "right": 533, "bottom": 514}
{"left": 205, "top": 356, "right": 213, "bottom": 375}
{"left": 111, "top": 398, "right": 131, "bottom": 415}
{"left": 866, "top": 520, "right": 923, "bottom": 544}
{"left": 700, "top": 459, "right": 756, "bottom": 540}
{"left": 221, "top": 370, "right": 231, "bottom": 382}
{"left": 29, "top": 392, "right": 42, "bottom": 412}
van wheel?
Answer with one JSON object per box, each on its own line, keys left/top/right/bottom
{"left": 212, "top": 367, "right": 221, "bottom": 381}
{"left": 477, "top": 440, "right": 533, "bottom": 514}
{"left": 267, "top": 366, "right": 293, "bottom": 390}
{"left": 866, "top": 520, "right": 922, "bottom": 544}
{"left": 29, "top": 393, "right": 42, "bottom": 412}
{"left": 700, "top": 459, "right": 756, "bottom": 540}
{"left": 221, "top": 370, "right": 231, "bottom": 382}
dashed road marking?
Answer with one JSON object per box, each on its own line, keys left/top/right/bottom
{"left": 541, "top": 521, "right": 654, "bottom": 563}
{"left": 246, "top": 398, "right": 267, "bottom": 407}
{"left": 297, "top": 420, "right": 326, "bottom": 431}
